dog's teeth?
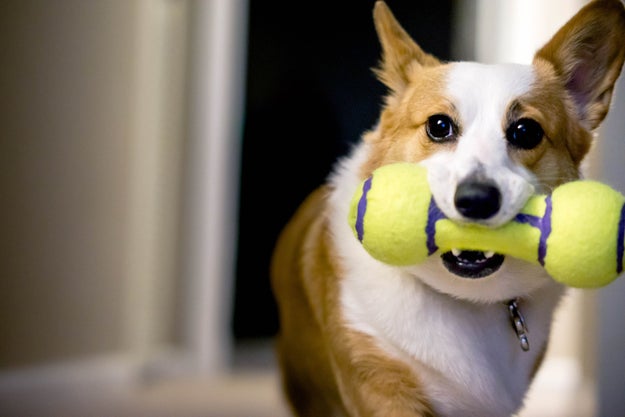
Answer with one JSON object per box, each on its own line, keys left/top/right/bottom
{"left": 484, "top": 251, "right": 495, "bottom": 258}
{"left": 452, "top": 248, "right": 462, "bottom": 257}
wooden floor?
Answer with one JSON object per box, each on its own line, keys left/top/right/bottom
{"left": 0, "top": 369, "right": 596, "bottom": 417}
{"left": 0, "top": 345, "right": 596, "bottom": 417}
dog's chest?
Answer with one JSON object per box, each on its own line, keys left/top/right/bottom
{"left": 339, "top": 263, "right": 559, "bottom": 417}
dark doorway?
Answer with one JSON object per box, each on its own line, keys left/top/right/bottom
{"left": 233, "top": 0, "right": 454, "bottom": 341}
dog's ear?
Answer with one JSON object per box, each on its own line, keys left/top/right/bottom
{"left": 372, "top": 1, "right": 441, "bottom": 93}
{"left": 534, "top": 0, "right": 625, "bottom": 131}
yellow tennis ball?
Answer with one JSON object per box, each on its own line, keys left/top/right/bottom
{"left": 348, "top": 162, "right": 625, "bottom": 289}
{"left": 545, "top": 180, "right": 625, "bottom": 288}
{"left": 348, "top": 163, "right": 431, "bottom": 265}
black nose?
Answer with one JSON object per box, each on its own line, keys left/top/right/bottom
{"left": 454, "top": 179, "right": 501, "bottom": 220}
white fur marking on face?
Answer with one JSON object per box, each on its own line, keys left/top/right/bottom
{"left": 422, "top": 62, "right": 537, "bottom": 227}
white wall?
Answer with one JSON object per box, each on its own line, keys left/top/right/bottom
{"left": 596, "top": 65, "right": 625, "bottom": 417}
{"left": 0, "top": 0, "right": 252, "bottom": 381}
{"left": 0, "top": 0, "right": 141, "bottom": 367}
{"left": 178, "top": 0, "right": 248, "bottom": 375}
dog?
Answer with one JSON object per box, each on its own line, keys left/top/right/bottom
{"left": 270, "top": 1, "right": 625, "bottom": 416}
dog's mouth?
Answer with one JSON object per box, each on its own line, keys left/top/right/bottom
{"left": 441, "top": 250, "right": 505, "bottom": 279}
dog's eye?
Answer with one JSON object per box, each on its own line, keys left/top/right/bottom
{"left": 426, "top": 114, "right": 455, "bottom": 142}
{"left": 506, "top": 118, "right": 544, "bottom": 150}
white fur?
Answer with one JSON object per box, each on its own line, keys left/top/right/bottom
{"left": 326, "top": 63, "right": 566, "bottom": 416}
{"left": 416, "top": 63, "right": 552, "bottom": 302}
{"left": 423, "top": 62, "right": 537, "bottom": 228}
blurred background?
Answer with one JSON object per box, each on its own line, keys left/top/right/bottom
{"left": 0, "top": 1, "right": 624, "bottom": 416}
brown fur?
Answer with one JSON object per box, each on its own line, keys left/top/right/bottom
{"left": 534, "top": 0, "right": 625, "bottom": 131}
{"left": 271, "top": 1, "right": 625, "bottom": 416}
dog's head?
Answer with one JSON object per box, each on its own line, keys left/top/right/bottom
{"left": 358, "top": 0, "right": 625, "bottom": 301}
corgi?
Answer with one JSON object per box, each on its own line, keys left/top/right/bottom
{"left": 270, "top": 1, "right": 625, "bottom": 416}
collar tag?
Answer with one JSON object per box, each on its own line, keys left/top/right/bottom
{"left": 506, "top": 299, "right": 530, "bottom": 352}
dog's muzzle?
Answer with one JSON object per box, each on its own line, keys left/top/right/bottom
{"left": 441, "top": 249, "right": 505, "bottom": 279}
{"left": 444, "top": 178, "right": 505, "bottom": 278}
{"left": 454, "top": 178, "right": 502, "bottom": 220}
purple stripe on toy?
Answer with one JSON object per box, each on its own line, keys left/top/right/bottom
{"left": 514, "top": 213, "right": 542, "bottom": 228}
{"left": 355, "top": 176, "right": 373, "bottom": 242}
{"left": 426, "top": 197, "right": 446, "bottom": 255}
{"left": 538, "top": 195, "right": 553, "bottom": 266}
{"left": 617, "top": 202, "right": 625, "bottom": 274}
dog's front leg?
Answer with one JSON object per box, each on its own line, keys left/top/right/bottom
{"left": 328, "top": 327, "right": 437, "bottom": 417}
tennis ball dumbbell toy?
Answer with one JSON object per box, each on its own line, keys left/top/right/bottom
{"left": 348, "top": 162, "right": 625, "bottom": 288}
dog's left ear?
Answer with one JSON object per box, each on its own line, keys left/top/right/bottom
{"left": 372, "top": 1, "right": 441, "bottom": 93}
{"left": 534, "top": 0, "right": 625, "bottom": 131}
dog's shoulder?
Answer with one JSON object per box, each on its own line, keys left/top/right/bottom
{"left": 271, "top": 185, "right": 330, "bottom": 280}
{"left": 270, "top": 185, "right": 338, "bottom": 317}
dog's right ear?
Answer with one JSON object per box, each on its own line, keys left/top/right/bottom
{"left": 372, "top": 1, "right": 441, "bottom": 93}
{"left": 534, "top": 0, "right": 625, "bottom": 131}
